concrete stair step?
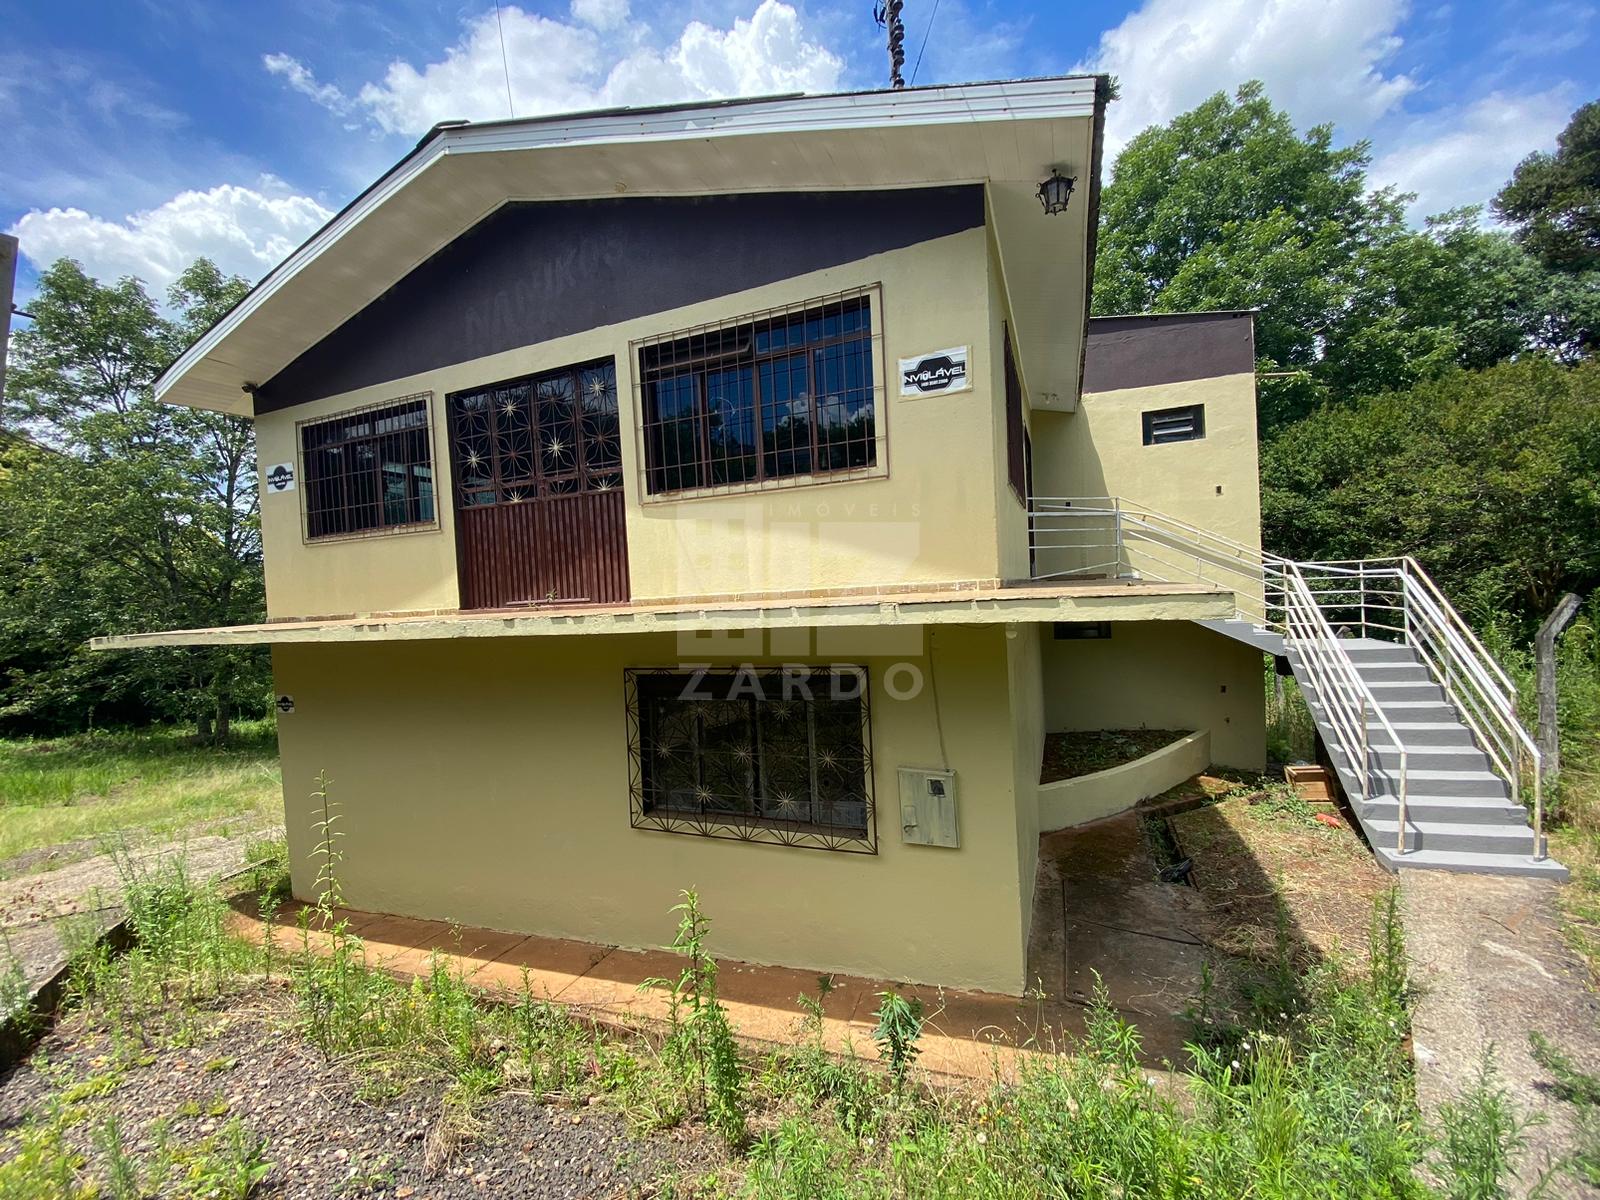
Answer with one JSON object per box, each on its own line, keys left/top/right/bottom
{"left": 1343, "top": 649, "right": 1421, "bottom": 666}
{"left": 1382, "top": 721, "right": 1481, "bottom": 748}
{"left": 1297, "top": 678, "right": 1452, "bottom": 710}
{"left": 1329, "top": 743, "right": 1493, "bottom": 773}
{"left": 1363, "top": 680, "right": 1449, "bottom": 703}
{"left": 1352, "top": 662, "right": 1433, "bottom": 683}
{"left": 1359, "top": 768, "right": 1510, "bottom": 799}
{"left": 1372, "top": 846, "right": 1568, "bottom": 880}
{"left": 1358, "top": 793, "right": 1529, "bottom": 825}
{"left": 1364, "top": 818, "right": 1542, "bottom": 855}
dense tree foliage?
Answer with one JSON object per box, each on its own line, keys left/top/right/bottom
{"left": 1262, "top": 360, "right": 1600, "bottom": 623}
{"left": 1094, "top": 84, "right": 1598, "bottom": 429}
{"left": 0, "top": 260, "right": 267, "bottom": 736}
{"left": 1495, "top": 101, "right": 1600, "bottom": 274}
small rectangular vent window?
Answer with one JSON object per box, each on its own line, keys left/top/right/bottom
{"left": 1142, "top": 404, "right": 1206, "bottom": 445}
{"left": 1054, "top": 621, "right": 1112, "bottom": 640}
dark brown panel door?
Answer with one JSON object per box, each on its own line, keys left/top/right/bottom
{"left": 448, "top": 359, "right": 630, "bottom": 609}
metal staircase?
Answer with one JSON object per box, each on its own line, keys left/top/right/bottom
{"left": 1028, "top": 498, "right": 1565, "bottom": 879}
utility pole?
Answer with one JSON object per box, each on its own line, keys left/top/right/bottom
{"left": 0, "top": 234, "right": 17, "bottom": 407}
{"left": 1537, "top": 591, "right": 1584, "bottom": 785}
{"left": 874, "top": 0, "right": 906, "bottom": 88}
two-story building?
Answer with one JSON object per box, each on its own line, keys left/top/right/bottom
{"left": 99, "top": 78, "right": 1275, "bottom": 995}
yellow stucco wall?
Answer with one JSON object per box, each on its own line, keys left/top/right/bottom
{"left": 1005, "top": 623, "right": 1044, "bottom": 954}
{"left": 1030, "top": 372, "right": 1262, "bottom": 553}
{"left": 1041, "top": 620, "right": 1267, "bottom": 770}
{"left": 255, "top": 228, "right": 1003, "bottom": 620}
{"left": 271, "top": 623, "right": 1034, "bottom": 994}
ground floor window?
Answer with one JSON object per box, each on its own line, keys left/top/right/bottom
{"left": 625, "top": 667, "right": 876, "bottom": 853}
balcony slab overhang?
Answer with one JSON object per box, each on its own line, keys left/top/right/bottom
{"left": 90, "top": 581, "right": 1232, "bottom": 650}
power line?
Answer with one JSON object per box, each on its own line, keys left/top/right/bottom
{"left": 909, "top": 0, "right": 941, "bottom": 86}
{"left": 493, "top": 0, "right": 515, "bottom": 118}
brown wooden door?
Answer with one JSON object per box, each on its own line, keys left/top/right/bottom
{"left": 448, "top": 359, "right": 630, "bottom": 609}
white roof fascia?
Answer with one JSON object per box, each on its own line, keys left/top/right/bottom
{"left": 154, "top": 77, "right": 1099, "bottom": 406}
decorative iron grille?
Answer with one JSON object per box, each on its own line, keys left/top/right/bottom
{"left": 448, "top": 359, "right": 622, "bottom": 506}
{"left": 631, "top": 287, "right": 886, "bottom": 498}
{"left": 625, "top": 667, "right": 877, "bottom": 853}
{"left": 297, "top": 393, "right": 438, "bottom": 542}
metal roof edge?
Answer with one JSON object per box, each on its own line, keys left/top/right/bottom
{"left": 153, "top": 76, "right": 1102, "bottom": 408}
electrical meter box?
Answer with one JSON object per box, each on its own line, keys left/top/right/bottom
{"left": 897, "top": 767, "right": 959, "bottom": 848}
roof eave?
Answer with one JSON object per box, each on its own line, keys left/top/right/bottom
{"left": 154, "top": 77, "right": 1102, "bottom": 415}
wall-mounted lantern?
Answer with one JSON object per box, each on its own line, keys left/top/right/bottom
{"left": 1036, "top": 169, "right": 1076, "bottom": 216}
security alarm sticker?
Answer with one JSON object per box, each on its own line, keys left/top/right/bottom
{"left": 898, "top": 347, "right": 970, "bottom": 396}
{"left": 265, "top": 462, "right": 296, "bottom": 493}
{"left": 276, "top": 695, "right": 295, "bottom": 715}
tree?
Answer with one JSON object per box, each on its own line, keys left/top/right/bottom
{"left": 1093, "top": 82, "right": 1398, "bottom": 426}
{"left": 1261, "top": 359, "right": 1600, "bottom": 624}
{"left": 1320, "top": 209, "right": 1600, "bottom": 398}
{"left": 1095, "top": 84, "right": 1597, "bottom": 427}
{"left": 0, "top": 259, "right": 267, "bottom": 737}
{"left": 1495, "top": 101, "right": 1600, "bottom": 274}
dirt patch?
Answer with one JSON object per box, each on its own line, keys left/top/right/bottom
{"left": 1039, "top": 729, "right": 1191, "bottom": 784}
{"left": 1170, "top": 791, "right": 1389, "bottom": 969}
{"left": 0, "top": 990, "right": 718, "bottom": 1198}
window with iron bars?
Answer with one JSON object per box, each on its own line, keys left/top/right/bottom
{"left": 299, "top": 395, "right": 436, "bottom": 540}
{"left": 635, "top": 290, "right": 883, "bottom": 496}
{"left": 626, "top": 667, "right": 876, "bottom": 853}
{"left": 448, "top": 359, "right": 622, "bottom": 506}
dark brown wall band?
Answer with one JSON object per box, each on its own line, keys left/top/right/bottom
{"left": 1082, "top": 310, "right": 1256, "bottom": 395}
{"left": 255, "top": 187, "right": 986, "bottom": 413}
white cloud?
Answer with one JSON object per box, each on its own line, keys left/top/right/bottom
{"left": 1370, "top": 88, "right": 1575, "bottom": 220}
{"left": 271, "top": 0, "right": 844, "bottom": 137}
{"left": 8, "top": 180, "right": 333, "bottom": 294}
{"left": 1083, "top": 0, "right": 1418, "bottom": 156}
{"left": 263, "top": 52, "right": 352, "bottom": 113}
{"left": 570, "top": 0, "right": 631, "bottom": 32}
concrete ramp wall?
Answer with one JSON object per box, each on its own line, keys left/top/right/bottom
{"left": 1038, "top": 729, "right": 1210, "bottom": 832}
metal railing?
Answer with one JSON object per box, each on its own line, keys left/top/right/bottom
{"left": 1281, "top": 561, "right": 1409, "bottom": 850}
{"left": 1281, "top": 557, "right": 1544, "bottom": 859}
{"left": 1028, "top": 496, "right": 1288, "bottom": 628}
{"left": 1026, "top": 498, "right": 1545, "bottom": 860}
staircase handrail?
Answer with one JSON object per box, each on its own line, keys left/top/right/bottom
{"left": 1281, "top": 562, "right": 1411, "bottom": 855}
{"left": 1028, "top": 496, "right": 1287, "bottom": 626}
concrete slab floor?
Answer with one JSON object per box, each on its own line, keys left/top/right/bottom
{"left": 231, "top": 811, "right": 1208, "bottom": 1080}
{"left": 230, "top": 900, "right": 1058, "bottom": 1082}
{"left": 1031, "top": 810, "right": 1214, "bottom": 1064}
{"left": 1402, "top": 870, "right": 1600, "bottom": 1198}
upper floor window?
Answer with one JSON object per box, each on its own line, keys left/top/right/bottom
{"left": 1142, "top": 403, "right": 1206, "bottom": 445}
{"left": 635, "top": 289, "right": 882, "bottom": 496}
{"left": 447, "top": 359, "right": 622, "bottom": 506}
{"left": 299, "top": 396, "right": 436, "bottom": 540}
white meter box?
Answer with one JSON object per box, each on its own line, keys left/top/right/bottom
{"left": 897, "top": 767, "right": 959, "bottom": 848}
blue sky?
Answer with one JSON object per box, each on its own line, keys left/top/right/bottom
{"left": 2, "top": 0, "right": 1595, "bottom": 304}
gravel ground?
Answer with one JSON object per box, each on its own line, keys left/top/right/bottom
{"left": 0, "top": 989, "right": 718, "bottom": 1198}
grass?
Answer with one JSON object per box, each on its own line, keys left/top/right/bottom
{"left": 0, "top": 832, "right": 1559, "bottom": 1198}
{"left": 0, "top": 722, "right": 281, "bottom": 871}
{"left": 1481, "top": 613, "right": 1600, "bottom": 979}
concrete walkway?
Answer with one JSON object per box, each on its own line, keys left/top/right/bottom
{"left": 232, "top": 899, "right": 1065, "bottom": 1082}
{"left": 1402, "top": 870, "right": 1600, "bottom": 1197}
{"left": 1, "top": 833, "right": 273, "bottom": 1009}
{"left": 232, "top": 810, "right": 1213, "bottom": 1082}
